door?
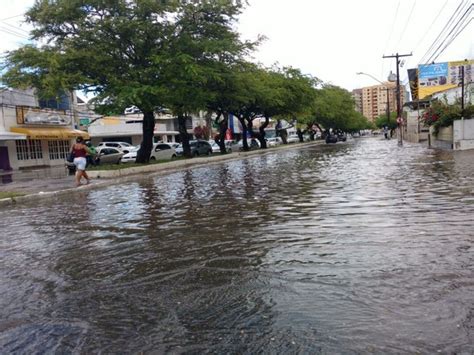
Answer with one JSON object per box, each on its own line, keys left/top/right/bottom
{"left": 0, "top": 146, "right": 12, "bottom": 170}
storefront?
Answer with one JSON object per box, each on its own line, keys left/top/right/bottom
{"left": 5, "top": 127, "right": 89, "bottom": 170}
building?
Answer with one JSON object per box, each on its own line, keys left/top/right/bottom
{"left": 362, "top": 82, "right": 395, "bottom": 122}
{"left": 87, "top": 110, "right": 215, "bottom": 146}
{"left": 0, "top": 88, "right": 88, "bottom": 171}
{"left": 356, "top": 82, "right": 406, "bottom": 122}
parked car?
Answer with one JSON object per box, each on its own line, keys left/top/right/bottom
{"left": 287, "top": 135, "right": 300, "bottom": 144}
{"left": 97, "top": 141, "right": 134, "bottom": 154}
{"left": 265, "top": 137, "right": 282, "bottom": 147}
{"left": 96, "top": 147, "right": 125, "bottom": 164}
{"left": 337, "top": 133, "right": 347, "bottom": 142}
{"left": 237, "top": 138, "right": 261, "bottom": 151}
{"left": 211, "top": 140, "right": 238, "bottom": 153}
{"left": 124, "top": 105, "right": 141, "bottom": 114}
{"left": 325, "top": 133, "right": 338, "bottom": 144}
{"left": 121, "top": 143, "right": 177, "bottom": 163}
{"left": 66, "top": 146, "right": 123, "bottom": 173}
{"left": 175, "top": 140, "right": 213, "bottom": 156}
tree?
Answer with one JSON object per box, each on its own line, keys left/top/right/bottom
{"left": 299, "top": 84, "right": 364, "bottom": 135}
{"left": 2, "top": 0, "right": 252, "bottom": 162}
{"left": 374, "top": 112, "right": 397, "bottom": 130}
{"left": 2, "top": 0, "right": 180, "bottom": 163}
{"left": 160, "top": 1, "right": 254, "bottom": 157}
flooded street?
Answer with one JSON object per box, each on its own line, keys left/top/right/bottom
{"left": 1, "top": 138, "right": 473, "bottom": 353}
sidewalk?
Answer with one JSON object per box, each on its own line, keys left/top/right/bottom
{"left": 0, "top": 165, "right": 78, "bottom": 195}
{"left": 0, "top": 140, "right": 323, "bottom": 205}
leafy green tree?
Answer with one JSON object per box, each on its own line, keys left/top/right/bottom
{"left": 2, "top": 0, "right": 252, "bottom": 162}
{"left": 2, "top": 0, "right": 179, "bottom": 163}
{"left": 298, "top": 84, "right": 366, "bottom": 136}
{"left": 161, "top": 1, "right": 254, "bottom": 157}
{"left": 374, "top": 112, "right": 397, "bottom": 130}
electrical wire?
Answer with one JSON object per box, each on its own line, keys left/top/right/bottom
{"left": 425, "top": 3, "right": 473, "bottom": 63}
{"left": 431, "top": 16, "right": 473, "bottom": 62}
{"left": 396, "top": 0, "right": 417, "bottom": 49}
{"left": 0, "top": 20, "right": 30, "bottom": 34}
{"left": 0, "top": 25, "right": 30, "bottom": 39}
{"left": 382, "top": 0, "right": 401, "bottom": 79}
{"left": 419, "top": 0, "right": 469, "bottom": 64}
{"left": 413, "top": 0, "right": 449, "bottom": 52}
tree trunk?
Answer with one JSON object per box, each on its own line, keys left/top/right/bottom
{"left": 297, "top": 128, "right": 304, "bottom": 142}
{"left": 280, "top": 129, "right": 288, "bottom": 144}
{"left": 218, "top": 112, "right": 228, "bottom": 154}
{"left": 178, "top": 113, "right": 192, "bottom": 158}
{"left": 238, "top": 116, "right": 249, "bottom": 151}
{"left": 257, "top": 116, "right": 269, "bottom": 148}
{"left": 136, "top": 110, "right": 155, "bottom": 163}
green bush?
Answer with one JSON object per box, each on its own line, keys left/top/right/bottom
{"left": 421, "top": 100, "right": 462, "bottom": 135}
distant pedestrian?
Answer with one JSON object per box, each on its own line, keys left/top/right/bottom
{"left": 70, "top": 137, "right": 91, "bottom": 186}
{"left": 85, "top": 141, "right": 98, "bottom": 166}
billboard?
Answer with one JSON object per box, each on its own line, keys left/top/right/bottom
{"left": 418, "top": 60, "right": 473, "bottom": 99}
{"left": 407, "top": 68, "right": 419, "bottom": 101}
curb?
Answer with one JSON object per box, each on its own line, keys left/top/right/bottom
{"left": 0, "top": 140, "right": 323, "bottom": 207}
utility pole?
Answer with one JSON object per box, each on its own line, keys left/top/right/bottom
{"left": 461, "top": 64, "right": 465, "bottom": 116}
{"left": 383, "top": 52, "right": 412, "bottom": 146}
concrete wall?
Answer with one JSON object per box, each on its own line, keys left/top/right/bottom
{"left": 453, "top": 118, "right": 474, "bottom": 150}
{"left": 429, "top": 126, "right": 453, "bottom": 149}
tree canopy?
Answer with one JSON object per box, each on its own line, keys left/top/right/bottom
{"left": 2, "top": 0, "right": 373, "bottom": 160}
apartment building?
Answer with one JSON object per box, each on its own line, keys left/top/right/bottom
{"left": 354, "top": 82, "right": 406, "bottom": 122}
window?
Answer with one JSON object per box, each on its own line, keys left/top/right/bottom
{"left": 156, "top": 144, "right": 170, "bottom": 150}
{"left": 48, "top": 140, "right": 70, "bottom": 160}
{"left": 16, "top": 139, "right": 43, "bottom": 160}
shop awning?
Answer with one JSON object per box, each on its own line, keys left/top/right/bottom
{"left": 0, "top": 130, "right": 27, "bottom": 141}
{"left": 10, "top": 127, "right": 90, "bottom": 140}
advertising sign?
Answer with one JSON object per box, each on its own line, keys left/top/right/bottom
{"left": 407, "top": 68, "right": 419, "bottom": 101}
{"left": 418, "top": 60, "right": 473, "bottom": 99}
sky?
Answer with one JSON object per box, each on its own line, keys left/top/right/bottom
{"left": 1, "top": 0, "right": 472, "bottom": 92}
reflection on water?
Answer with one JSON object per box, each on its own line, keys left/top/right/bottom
{"left": 1, "top": 138, "right": 473, "bottom": 353}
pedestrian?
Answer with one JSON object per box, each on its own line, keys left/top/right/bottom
{"left": 85, "top": 141, "right": 98, "bottom": 166}
{"left": 70, "top": 137, "right": 91, "bottom": 186}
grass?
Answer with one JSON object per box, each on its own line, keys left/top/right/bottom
{"left": 0, "top": 191, "right": 25, "bottom": 199}
{"left": 88, "top": 156, "right": 185, "bottom": 171}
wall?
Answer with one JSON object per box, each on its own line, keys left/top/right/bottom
{"left": 453, "top": 118, "right": 474, "bottom": 150}
{"left": 429, "top": 126, "right": 453, "bottom": 149}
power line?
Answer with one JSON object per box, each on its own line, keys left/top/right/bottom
{"left": 0, "top": 14, "right": 24, "bottom": 21}
{"left": 396, "top": 0, "right": 417, "bottom": 49}
{"left": 412, "top": 0, "right": 449, "bottom": 55}
{"left": 0, "top": 25, "right": 30, "bottom": 40}
{"left": 425, "top": 3, "right": 473, "bottom": 63}
{"left": 420, "top": 0, "right": 469, "bottom": 64}
{"left": 382, "top": 0, "right": 401, "bottom": 79}
{"left": 0, "top": 20, "right": 30, "bottom": 34}
{"left": 431, "top": 16, "right": 473, "bottom": 63}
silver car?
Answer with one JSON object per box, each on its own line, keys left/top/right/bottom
{"left": 96, "top": 147, "right": 124, "bottom": 164}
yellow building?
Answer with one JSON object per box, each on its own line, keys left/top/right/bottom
{"left": 359, "top": 82, "right": 405, "bottom": 122}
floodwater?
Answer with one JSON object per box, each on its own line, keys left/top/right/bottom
{"left": 1, "top": 138, "right": 473, "bottom": 353}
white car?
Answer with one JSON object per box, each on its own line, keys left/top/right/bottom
{"left": 287, "top": 135, "right": 300, "bottom": 144}
{"left": 210, "top": 140, "right": 238, "bottom": 153}
{"left": 265, "top": 137, "right": 282, "bottom": 147}
{"left": 97, "top": 141, "right": 134, "bottom": 154}
{"left": 121, "top": 143, "right": 177, "bottom": 163}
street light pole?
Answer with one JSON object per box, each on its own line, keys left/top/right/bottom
{"left": 356, "top": 72, "right": 391, "bottom": 128}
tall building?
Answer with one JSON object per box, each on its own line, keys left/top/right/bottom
{"left": 355, "top": 82, "right": 406, "bottom": 122}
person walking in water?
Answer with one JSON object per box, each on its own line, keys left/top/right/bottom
{"left": 70, "top": 137, "right": 91, "bottom": 186}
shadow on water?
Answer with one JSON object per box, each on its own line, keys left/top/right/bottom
{"left": 1, "top": 138, "right": 474, "bottom": 353}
